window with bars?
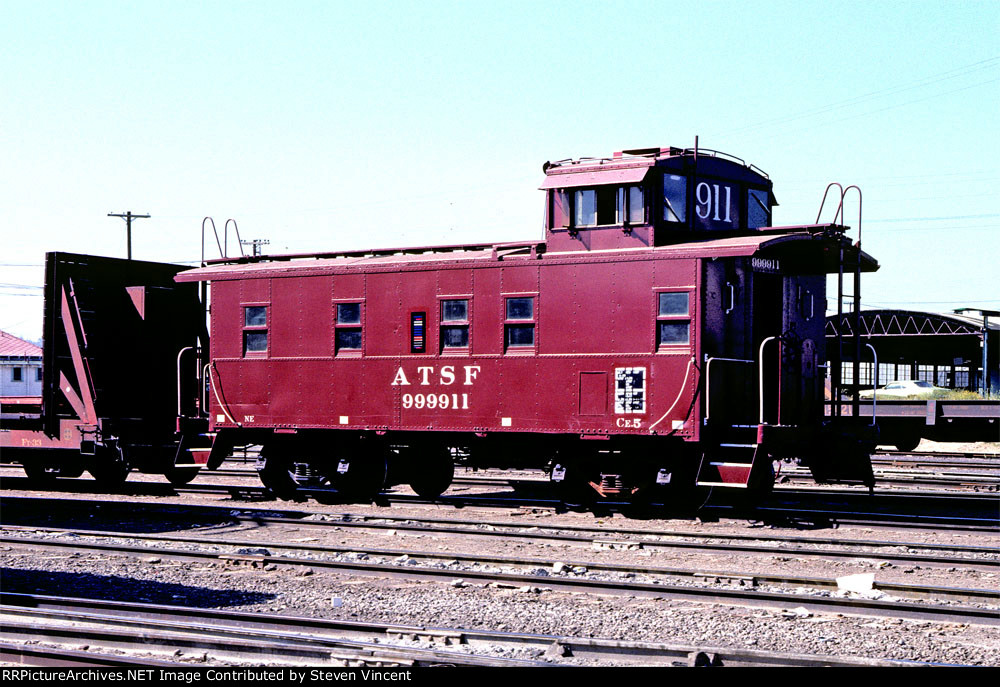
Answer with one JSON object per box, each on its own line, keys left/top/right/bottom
{"left": 955, "top": 366, "right": 970, "bottom": 388}
{"left": 841, "top": 362, "right": 853, "bottom": 385}
{"left": 878, "top": 363, "right": 894, "bottom": 385}
{"left": 917, "top": 365, "right": 935, "bottom": 383}
{"left": 858, "top": 362, "right": 873, "bottom": 386}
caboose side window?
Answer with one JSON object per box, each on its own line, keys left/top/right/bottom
{"left": 574, "top": 189, "right": 597, "bottom": 227}
{"left": 552, "top": 190, "right": 571, "bottom": 228}
{"left": 656, "top": 292, "right": 690, "bottom": 348}
{"left": 554, "top": 185, "right": 645, "bottom": 229}
{"left": 618, "top": 185, "right": 644, "bottom": 224}
{"left": 748, "top": 188, "right": 771, "bottom": 229}
{"left": 245, "top": 306, "right": 267, "bottom": 327}
{"left": 658, "top": 292, "right": 689, "bottom": 317}
{"left": 244, "top": 331, "right": 268, "bottom": 352}
{"left": 243, "top": 306, "right": 268, "bottom": 355}
{"left": 337, "top": 302, "right": 361, "bottom": 324}
{"left": 505, "top": 297, "right": 535, "bottom": 350}
{"left": 441, "top": 299, "right": 470, "bottom": 351}
{"left": 335, "top": 302, "right": 363, "bottom": 354}
{"left": 663, "top": 174, "right": 687, "bottom": 223}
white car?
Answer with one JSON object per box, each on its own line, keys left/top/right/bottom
{"left": 858, "top": 380, "right": 943, "bottom": 399}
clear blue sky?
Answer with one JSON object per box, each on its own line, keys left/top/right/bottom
{"left": 2, "top": 0, "right": 998, "bottom": 341}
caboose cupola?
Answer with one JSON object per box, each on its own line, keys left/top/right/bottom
{"left": 541, "top": 146, "right": 778, "bottom": 252}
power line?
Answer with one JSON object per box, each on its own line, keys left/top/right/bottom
{"left": 723, "top": 55, "right": 1000, "bottom": 136}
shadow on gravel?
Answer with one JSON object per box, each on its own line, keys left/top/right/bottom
{"left": 2, "top": 475, "right": 273, "bottom": 503}
{"left": 0, "top": 567, "right": 276, "bottom": 608}
{"left": 0, "top": 497, "right": 295, "bottom": 535}
{"left": 3, "top": 475, "right": 185, "bottom": 498}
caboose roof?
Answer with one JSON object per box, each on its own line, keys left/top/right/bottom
{"left": 539, "top": 146, "right": 775, "bottom": 197}
{"left": 175, "top": 227, "right": 876, "bottom": 283}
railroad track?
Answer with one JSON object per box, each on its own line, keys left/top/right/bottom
{"left": 875, "top": 450, "right": 1000, "bottom": 461}
{"left": 0, "top": 593, "right": 928, "bottom": 668}
{"left": 3, "top": 529, "right": 996, "bottom": 627}
{"left": 0, "top": 592, "right": 547, "bottom": 668}
{"left": 4, "top": 524, "right": 998, "bottom": 602}
{"left": 3, "top": 496, "right": 998, "bottom": 569}
{"left": 3, "top": 471, "right": 998, "bottom": 531}
{"left": 8, "top": 456, "right": 1000, "bottom": 491}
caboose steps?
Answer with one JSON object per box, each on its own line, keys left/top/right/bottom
{"left": 695, "top": 442, "right": 771, "bottom": 489}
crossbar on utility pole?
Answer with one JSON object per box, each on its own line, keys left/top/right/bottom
{"left": 240, "top": 238, "right": 270, "bottom": 257}
{"left": 107, "top": 211, "right": 151, "bottom": 260}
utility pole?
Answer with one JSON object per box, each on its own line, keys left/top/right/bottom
{"left": 240, "top": 238, "right": 270, "bottom": 257}
{"left": 107, "top": 211, "right": 151, "bottom": 260}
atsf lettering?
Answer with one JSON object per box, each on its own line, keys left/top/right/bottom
{"left": 390, "top": 365, "right": 480, "bottom": 387}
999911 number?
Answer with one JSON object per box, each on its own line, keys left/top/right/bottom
{"left": 402, "top": 393, "right": 469, "bottom": 410}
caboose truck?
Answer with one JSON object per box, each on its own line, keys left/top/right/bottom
{"left": 177, "top": 146, "right": 879, "bottom": 503}
{"left": 0, "top": 253, "right": 213, "bottom": 485}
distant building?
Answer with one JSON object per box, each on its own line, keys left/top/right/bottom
{"left": 0, "top": 330, "right": 43, "bottom": 397}
{"left": 826, "top": 309, "right": 1000, "bottom": 395}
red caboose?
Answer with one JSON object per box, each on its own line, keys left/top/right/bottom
{"left": 178, "top": 146, "right": 878, "bottom": 502}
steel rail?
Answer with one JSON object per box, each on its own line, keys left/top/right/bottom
{"left": 3, "top": 483, "right": 997, "bottom": 533}
{"left": 223, "top": 517, "right": 1000, "bottom": 567}
{"left": 871, "top": 458, "right": 1000, "bottom": 470}
{"left": 0, "top": 617, "right": 419, "bottom": 668}
{"left": 4, "top": 525, "right": 996, "bottom": 603}
{"left": 3, "top": 495, "right": 997, "bottom": 561}
{"left": 876, "top": 450, "right": 1000, "bottom": 460}
{"left": 0, "top": 641, "right": 184, "bottom": 668}
{"left": 0, "top": 606, "right": 546, "bottom": 668}
{"left": 4, "top": 536, "right": 998, "bottom": 626}
{"left": 0, "top": 593, "right": 933, "bottom": 668}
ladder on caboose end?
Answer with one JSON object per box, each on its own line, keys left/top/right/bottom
{"left": 815, "top": 184, "right": 864, "bottom": 420}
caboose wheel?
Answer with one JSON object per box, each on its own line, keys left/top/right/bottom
{"left": 746, "top": 459, "right": 776, "bottom": 497}
{"left": 88, "top": 442, "right": 131, "bottom": 485}
{"left": 257, "top": 452, "right": 301, "bottom": 500}
{"left": 329, "top": 452, "right": 388, "bottom": 502}
{"left": 22, "top": 463, "right": 60, "bottom": 482}
{"left": 557, "top": 461, "right": 599, "bottom": 508}
{"left": 408, "top": 447, "right": 454, "bottom": 499}
{"left": 164, "top": 466, "right": 200, "bottom": 486}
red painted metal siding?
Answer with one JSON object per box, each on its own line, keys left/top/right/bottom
{"left": 272, "top": 276, "right": 331, "bottom": 358}
{"left": 203, "top": 250, "right": 702, "bottom": 441}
